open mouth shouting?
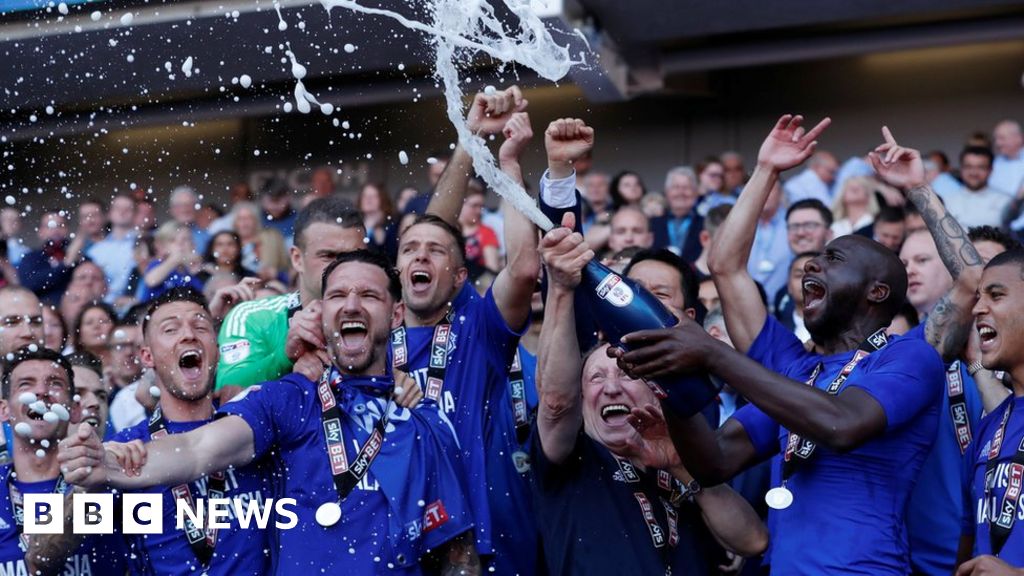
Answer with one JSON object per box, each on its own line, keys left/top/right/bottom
{"left": 601, "top": 404, "right": 631, "bottom": 427}
{"left": 177, "top": 349, "right": 205, "bottom": 382}
{"left": 803, "top": 276, "right": 827, "bottom": 314}
{"left": 977, "top": 322, "right": 998, "bottom": 354}
{"left": 338, "top": 319, "right": 369, "bottom": 351}
{"left": 409, "top": 269, "right": 433, "bottom": 296}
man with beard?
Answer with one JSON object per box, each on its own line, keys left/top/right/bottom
{"left": 108, "top": 288, "right": 273, "bottom": 575}
{"left": 532, "top": 212, "right": 767, "bottom": 574}
{"left": 0, "top": 348, "right": 127, "bottom": 575}
{"left": 611, "top": 115, "right": 944, "bottom": 575}
{"left": 60, "top": 250, "right": 476, "bottom": 575}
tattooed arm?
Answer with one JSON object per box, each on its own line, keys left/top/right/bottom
{"left": 25, "top": 491, "right": 82, "bottom": 576}
{"left": 440, "top": 532, "right": 481, "bottom": 576}
{"left": 869, "top": 127, "right": 983, "bottom": 361}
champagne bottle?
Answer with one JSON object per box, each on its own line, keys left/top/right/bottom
{"left": 578, "top": 259, "right": 721, "bottom": 417}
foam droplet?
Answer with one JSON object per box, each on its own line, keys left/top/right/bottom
{"left": 182, "top": 56, "right": 194, "bottom": 78}
{"left": 40, "top": 439, "right": 50, "bottom": 448}
{"left": 4, "top": 196, "right": 14, "bottom": 206}
{"left": 119, "top": 12, "right": 133, "bottom": 25}
{"left": 57, "top": 2, "right": 68, "bottom": 15}
{"left": 343, "top": 43, "right": 356, "bottom": 53}
{"left": 320, "top": 103, "right": 334, "bottom": 115}
{"left": 42, "top": 411, "right": 59, "bottom": 424}
{"left": 394, "top": 387, "right": 405, "bottom": 396}
{"left": 13, "top": 422, "right": 32, "bottom": 437}
{"left": 483, "top": 85, "right": 496, "bottom": 94}
{"left": 239, "top": 74, "right": 252, "bottom": 89}
{"left": 72, "top": 394, "right": 81, "bottom": 403}
{"left": 35, "top": 449, "right": 45, "bottom": 459}
{"left": 27, "top": 344, "right": 38, "bottom": 353}
{"left": 90, "top": 10, "right": 101, "bottom": 21}
{"left": 29, "top": 400, "right": 47, "bottom": 414}
{"left": 278, "top": 19, "right": 287, "bottom": 31}
{"left": 399, "top": 151, "right": 409, "bottom": 165}
{"left": 50, "top": 404, "right": 70, "bottom": 421}
{"left": 149, "top": 386, "right": 161, "bottom": 398}
{"left": 17, "top": 392, "right": 34, "bottom": 406}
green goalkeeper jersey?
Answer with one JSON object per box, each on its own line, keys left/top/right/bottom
{"left": 215, "top": 292, "right": 301, "bottom": 390}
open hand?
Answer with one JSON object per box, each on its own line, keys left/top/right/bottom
{"left": 757, "top": 114, "right": 831, "bottom": 172}
{"left": 625, "top": 404, "right": 681, "bottom": 470}
{"left": 868, "top": 126, "right": 926, "bottom": 190}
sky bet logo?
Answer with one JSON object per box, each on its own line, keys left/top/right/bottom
{"left": 23, "top": 494, "right": 298, "bottom": 534}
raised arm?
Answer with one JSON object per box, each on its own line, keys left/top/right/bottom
{"left": 536, "top": 212, "right": 593, "bottom": 464}
{"left": 707, "top": 115, "right": 831, "bottom": 352}
{"left": 490, "top": 111, "right": 541, "bottom": 330}
{"left": 427, "top": 86, "right": 527, "bottom": 226}
{"left": 869, "top": 127, "right": 983, "bottom": 361}
{"left": 58, "top": 416, "right": 256, "bottom": 491}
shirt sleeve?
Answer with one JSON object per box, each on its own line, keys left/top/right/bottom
{"left": 216, "top": 380, "right": 303, "bottom": 459}
{"left": 479, "top": 286, "right": 528, "bottom": 368}
{"left": 731, "top": 403, "right": 781, "bottom": 459}
{"left": 417, "top": 412, "right": 476, "bottom": 552}
{"left": 746, "top": 315, "right": 810, "bottom": 374}
{"left": 215, "top": 304, "right": 292, "bottom": 391}
{"left": 845, "top": 337, "right": 944, "bottom": 430}
{"left": 539, "top": 169, "right": 578, "bottom": 209}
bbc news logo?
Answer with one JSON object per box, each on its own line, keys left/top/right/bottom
{"left": 23, "top": 494, "right": 298, "bottom": 534}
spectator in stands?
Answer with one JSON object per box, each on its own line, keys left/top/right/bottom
{"left": 396, "top": 185, "right": 419, "bottom": 213}
{"left": 991, "top": 119, "right": 1024, "bottom": 195}
{"left": 256, "top": 228, "right": 290, "bottom": 284}
{"left": 696, "top": 156, "right": 734, "bottom": 216}
{"left": 786, "top": 199, "right": 833, "bottom": 255}
{"left": 169, "top": 185, "right": 209, "bottom": 253}
{"left": 59, "top": 261, "right": 108, "bottom": 328}
{"left": 720, "top": 151, "right": 747, "bottom": 196}
{"left": 260, "top": 181, "right": 297, "bottom": 243}
{"left": 651, "top": 166, "right": 703, "bottom": 262}
{"left": 139, "top": 222, "right": 203, "bottom": 303}
{"left": 969, "top": 225, "right": 1021, "bottom": 263}
{"left": 0, "top": 286, "right": 44, "bottom": 356}
{"left": 86, "top": 193, "right": 136, "bottom": 304}
{"left": 698, "top": 277, "right": 719, "bottom": 312}
{"left": 199, "top": 230, "right": 251, "bottom": 283}
{"left": 868, "top": 206, "right": 907, "bottom": 253}
{"left": 610, "top": 170, "right": 646, "bottom": 210}
{"left": 134, "top": 198, "right": 157, "bottom": 232}
{"left": 606, "top": 206, "right": 653, "bottom": 256}
{"left": 41, "top": 305, "right": 66, "bottom": 353}
{"left": 925, "top": 150, "right": 961, "bottom": 197}
{"left": 106, "top": 319, "right": 143, "bottom": 394}
{"left": 885, "top": 301, "right": 919, "bottom": 336}
{"left": 18, "top": 212, "right": 74, "bottom": 305}
{"left": 1, "top": 207, "right": 28, "bottom": 267}
{"left": 71, "top": 300, "right": 115, "bottom": 368}
{"left": 640, "top": 192, "right": 666, "bottom": 219}
{"left": 694, "top": 204, "right": 732, "bottom": 277}
{"left": 403, "top": 152, "right": 453, "bottom": 215}
{"left": 900, "top": 230, "right": 952, "bottom": 321}
{"left": 231, "top": 202, "right": 263, "bottom": 273}
{"left": 65, "top": 351, "right": 111, "bottom": 439}
{"left": 783, "top": 149, "right": 838, "bottom": 205}
{"left": 581, "top": 171, "right": 612, "bottom": 232}
{"left": 459, "top": 184, "right": 501, "bottom": 277}
{"left": 748, "top": 181, "right": 791, "bottom": 305}
{"left": 358, "top": 181, "right": 399, "bottom": 258}
{"left": 229, "top": 181, "right": 254, "bottom": 204}
{"left": 68, "top": 198, "right": 108, "bottom": 259}
{"left": 773, "top": 251, "right": 818, "bottom": 344}
{"left": 833, "top": 154, "right": 875, "bottom": 198}
{"left": 306, "top": 165, "right": 336, "bottom": 203}
{"left": 831, "top": 176, "right": 879, "bottom": 237}
{"left": 941, "top": 146, "right": 1011, "bottom": 229}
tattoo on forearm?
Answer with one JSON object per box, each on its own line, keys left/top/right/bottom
{"left": 441, "top": 533, "right": 481, "bottom": 576}
{"left": 925, "top": 294, "right": 972, "bottom": 360}
{"left": 907, "top": 186, "right": 982, "bottom": 281}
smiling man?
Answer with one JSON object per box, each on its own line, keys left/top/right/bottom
{"left": 59, "top": 250, "right": 476, "bottom": 575}
{"left": 614, "top": 116, "right": 946, "bottom": 575}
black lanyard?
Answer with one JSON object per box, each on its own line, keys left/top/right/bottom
{"left": 148, "top": 406, "right": 224, "bottom": 567}
{"left": 8, "top": 468, "right": 68, "bottom": 553}
{"left": 984, "top": 399, "right": 1024, "bottom": 556}
{"left": 391, "top": 310, "right": 453, "bottom": 403}
{"left": 317, "top": 367, "right": 393, "bottom": 504}
{"left": 612, "top": 456, "right": 682, "bottom": 571}
{"left": 946, "top": 360, "right": 973, "bottom": 455}
{"left": 782, "top": 329, "right": 888, "bottom": 481}
{"left": 508, "top": 349, "right": 533, "bottom": 444}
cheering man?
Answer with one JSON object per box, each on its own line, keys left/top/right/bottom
{"left": 613, "top": 115, "right": 945, "bottom": 574}
{"left": 59, "top": 250, "right": 477, "bottom": 575}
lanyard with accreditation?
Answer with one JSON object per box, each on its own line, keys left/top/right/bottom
{"left": 984, "top": 400, "right": 1024, "bottom": 556}
{"left": 764, "top": 328, "right": 889, "bottom": 510}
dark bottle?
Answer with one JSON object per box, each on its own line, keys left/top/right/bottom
{"left": 578, "top": 259, "right": 722, "bottom": 417}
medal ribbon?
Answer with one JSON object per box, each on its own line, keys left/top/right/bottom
{"left": 946, "top": 360, "right": 973, "bottom": 455}
{"left": 391, "top": 309, "right": 454, "bottom": 403}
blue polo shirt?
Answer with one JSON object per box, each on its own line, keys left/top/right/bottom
{"left": 963, "top": 394, "right": 1024, "bottom": 567}
{"left": 530, "top": 429, "right": 713, "bottom": 574}
{"left": 904, "top": 325, "right": 983, "bottom": 575}
{"left": 0, "top": 464, "right": 128, "bottom": 575}
{"left": 733, "top": 316, "right": 943, "bottom": 575}
{"left": 219, "top": 373, "right": 472, "bottom": 575}
{"left": 113, "top": 417, "right": 273, "bottom": 575}
{"left": 401, "top": 283, "right": 524, "bottom": 559}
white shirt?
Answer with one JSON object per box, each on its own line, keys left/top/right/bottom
{"left": 109, "top": 372, "right": 153, "bottom": 432}
{"left": 942, "top": 185, "right": 1013, "bottom": 230}
{"left": 831, "top": 213, "right": 874, "bottom": 238}
{"left": 784, "top": 168, "right": 831, "bottom": 206}
{"left": 991, "top": 151, "right": 1024, "bottom": 197}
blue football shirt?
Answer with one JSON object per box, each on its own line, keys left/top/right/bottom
{"left": 401, "top": 284, "right": 524, "bottom": 558}
{"left": 903, "top": 324, "right": 984, "bottom": 575}
{"left": 733, "top": 316, "right": 943, "bottom": 575}
{"left": 0, "top": 463, "right": 128, "bottom": 575}
{"left": 219, "top": 373, "right": 473, "bottom": 575}
{"left": 963, "top": 394, "right": 1024, "bottom": 567}
{"left": 113, "top": 417, "right": 273, "bottom": 576}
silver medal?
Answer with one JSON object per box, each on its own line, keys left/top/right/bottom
{"left": 765, "top": 486, "right": 793, "bottom": 510}
{"left": 315, "top": 501, "right": 343, "bottom": 527}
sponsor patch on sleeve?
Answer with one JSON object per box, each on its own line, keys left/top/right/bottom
{"left": 220, "top": 340, "right": 251, "bottom": 364}
{"left": 422, "top": 500, "right": 449, "bottom": 533}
